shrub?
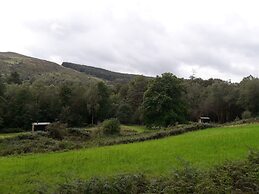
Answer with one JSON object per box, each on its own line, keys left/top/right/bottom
{"left": 242, "top": 110, "right": 252, "bottom": 119}
{"left": 57, "top": 174, "right": 148, "bottom": 194}
{"left": 57, "top": 150, "right": 259, "bottom": 194}
{"left": 67, "top": 128, "right": 90, "bottom": 140}
{"left": 46, "top": 122, "right": 67, "bottom": 140}
{"left": 101, "top": 118, "right": 121, "bottom": 135}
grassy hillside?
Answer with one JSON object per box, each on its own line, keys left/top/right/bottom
{"left": 0, "top": 52, "right": 100, "bottom": 85}
{"left": 62, "top": 62, "right": 144, "bottom": 83}
{"left": 1, "top": 124, "right": 259, "bottom": 193}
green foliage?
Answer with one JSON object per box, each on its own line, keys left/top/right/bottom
{"left": 58, "top": 174, "right": 148, "bottom": 194}
{"left": 127, "top": 76, "right": 149, "bottom": 124}
{"left": 101, "top": 118, "right": 121, "bottom": 135}
{"left": 0, "top": 77, "right": 5, "bottom": 130}
{"left": 0, "top": 123, "right": 213, "bottom": 156}
{"left": 1, "top": 81, "right": 112, "bottom": 131}
{"left": 7, "top": 71, "right": 22, "bottom": 84}
{"left": 2, "top": 124, "right": 259, "bottom": 193}
{"left": 96, "top": 82, "right": 112, "bottom": 121}
{"left": 117, "top": 103, "right": 133, "bottom": 124}
{"left": 239, "top": 77, "right": 259, "bottom": 116}
{"left": 127, "top": 76, "right": 149, "bottom": 111}
{"left": 87, "top": 84, "right": 100, "bottom": 124}
{"left": 242, "top": 110, "right": 252, "bottom": 119}
{"left": 46, "top": 122, "right": 67, "bottom": 140}
{"left": 0, "top": 117, "right": 3, "bottom": 129}
{"left": 62, "top": 62, "right": 137, "bottom": 83}
{"left": 2, "top": 52, "right": 259, "bottom": 131}
{"left": 4, "top": 85, "right": 35, "bottom": 129}
{"left": 59, "top": 84, "right": 72, "bottom": 106}
{"left": 143, "top": 73, "right": 186, "bottom": 127}
{"left": 0, "top": 75, "right": 5, "bottom": 96}
{"left": 57, "top": 150, "right": 259, "bottom": 194}
{"left": 0, "top": 132, "right": 86, "bottom": 156}
{"left": 202, "top": 82, "right": 240, "bottom": 123}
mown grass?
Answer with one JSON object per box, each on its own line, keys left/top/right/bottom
{"left": 1, "top": 124, "right": 259, "bottom": 193}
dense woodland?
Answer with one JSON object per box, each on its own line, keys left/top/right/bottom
{"left": 62, "top": 62, "right": 137, "bottom": 83}
{"left": 0, "top": 69, "right": 258, "bottom": 132}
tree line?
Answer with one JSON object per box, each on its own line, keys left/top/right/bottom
{"left": 0, "top": 72, "right": 258, "bottom": 131}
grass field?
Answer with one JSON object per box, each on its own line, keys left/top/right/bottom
{"left": 1, "top": 124, "right": 259, "bottom": 193}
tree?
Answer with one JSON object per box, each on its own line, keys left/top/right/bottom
{"left": 0, "top": 75, "right": 5, "bottom": 96}
{"left": 183, "top": 79, "right": 204, "bottom": 121}
{"left": 4, "top": 85, "right": 35, "bottom": 129}
{"left": 87, "top": 84, "right": 100, "bottom": 125}
{"left": 96, "top": 82, "right": 111, "bottom": 121}
{"left": 116, "top": 103, "right": 133, "bottom": 124}
{"left": 0, "top": 76, "right": 5, "bottom": 129}
{"left": 101, "top": 118, "right": 120, "bottom": 135}
{"left": 127, "top": 76, "right": 149, "bottom": 110}
{"left": 8, "top": 71, "right": 22, "bottom": 84}
{"left": 127, "top": 76, "right": 149, "bottom": 123}
{"left": 239, "top": 77, "right": 259, "bottom": 116}
{"left": 201, "top": 82, "right": 240, "bottom": 123}
{"left": 31, "top": 84, "right": 61, "bottom": 123}
{"left": 142, "top": 73, "right": 186, "bottom": 127}
{"left": 59, "top": 84, "right": 72, "bottom": 106}
{"left": 68, "top": 87, "right": 89, "bottom": 126}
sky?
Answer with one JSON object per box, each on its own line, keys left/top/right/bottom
{"left": 1, "top": 0, "right": 259, "bottom": 82}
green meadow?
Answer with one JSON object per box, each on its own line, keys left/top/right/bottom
{"left": 1, "top": 124, "right": 259, "bottom": 193}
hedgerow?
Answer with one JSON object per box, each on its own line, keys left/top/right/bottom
{"left": 56, "top": 150, "right": 259, "bottom": 194}
{"left": 0, "top": 123, "right": 215, "bottom": 156}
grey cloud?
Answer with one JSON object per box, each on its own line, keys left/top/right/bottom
{"left": 24, "top": 13, "right": 259, "bottom": 81}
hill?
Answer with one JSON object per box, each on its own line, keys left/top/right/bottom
{"left": 0, "top": 52, "right": 99, "bottom": 85}
{"left": 62, "top": 62, "right": 146, "bottom": 83}
{"left": 1, "top": 123, "right": 259, "bottom": 193}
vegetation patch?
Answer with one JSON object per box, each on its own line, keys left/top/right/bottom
{"left": 56, "top": 150, "right": 259, "bottom": 194}
{"left": 1, "top": 124, "right": 259, "bottom": 193}
{"left": 101, "top": 118, "right": 121, "bottom": 135}
{"left": 0, "top": 123, "right": 214, "bottom": 156}
{"left": 0, "top": 128, "right": 90, "bottom": 156}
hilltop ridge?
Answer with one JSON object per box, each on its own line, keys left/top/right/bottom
{"left": 0, "top": 52, "right": 99, "bottom": 85}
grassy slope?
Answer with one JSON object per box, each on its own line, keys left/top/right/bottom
{"left": 0, "top": 52, "right": 100, "bottom": 85}
{"left": 1, "top": 124, "right": 259, "bottom": 193}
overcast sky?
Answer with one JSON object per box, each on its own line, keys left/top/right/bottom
{"left": 1, "top": 0, "right": 259, "bottom": 82}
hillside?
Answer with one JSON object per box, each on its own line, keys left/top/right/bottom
{"left": 1, "top": 124, "right": 259, "bottom": 193}
{"left": 62, "top": 62, "right": 145, "bottom": 83}
{"left": 0, "top": 52, "right": 99, "bottom": 85}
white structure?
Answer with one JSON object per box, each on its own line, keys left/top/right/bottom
{"left": 32, "top": 122, "right": 51, "bottom": 132}
{"left": 199, "top": 117, "right": 210, "bottom": 123}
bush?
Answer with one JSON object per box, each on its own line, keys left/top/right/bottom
{"left": 57, "top": 150, "right": 259, "bottom": 194}
{"left": 242, "top": 110, "right": 252, "bottom": 119}
{"left": 67, "top": 128, "right": 90, "bottom": 140}
{"left": 101, "top": 118, "right": 121, "bottom": 135}
{"left": 46, "top": 122, "right": 67, "bottom": 140}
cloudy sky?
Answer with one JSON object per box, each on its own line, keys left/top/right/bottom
{"left": 1, "top": 0, "right": 259, "bottom": 82}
